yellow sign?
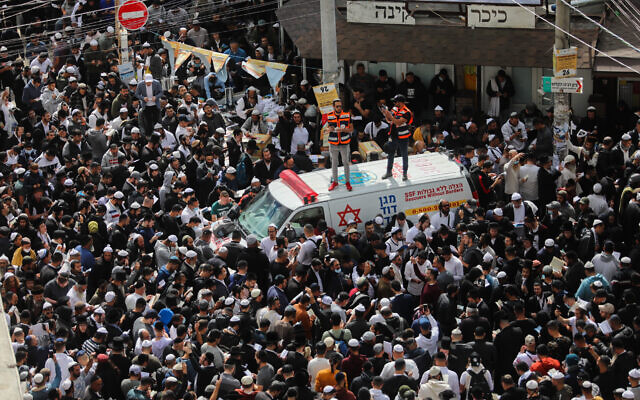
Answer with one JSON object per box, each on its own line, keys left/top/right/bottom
{"left": 553, "top": 46, "right": 578, "bottom": 78}
{"left": 405, "top": 199, "right": 465, "bottom": 216}
{"left": 313, "top": 83, "right": 339, "bottom": 115}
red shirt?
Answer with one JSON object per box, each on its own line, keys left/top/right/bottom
{"left": 530, "top": 356, "right": 562, "bottom": 376}
{"left": 335, "top": 388, "right": 357, "bottom": 400}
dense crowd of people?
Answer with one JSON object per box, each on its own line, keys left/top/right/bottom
{"left": 2, "top": 1, "right": 640, "bottom": 400}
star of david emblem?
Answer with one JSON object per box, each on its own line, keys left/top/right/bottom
{"left": 337, "top": 204, "right": 362, "bottom": 226}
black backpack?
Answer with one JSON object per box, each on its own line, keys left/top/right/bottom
{"left": 466, "top": 369, "right": 491, "bottom": 399}
{"left": 309, "top": 237, "right": 321, "bottom": 260}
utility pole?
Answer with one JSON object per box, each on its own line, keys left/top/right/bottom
{"left": 115, "top": 0, "right": 129, "bottom": 63}
{"left": 278, "top": 0, "right": 284, "bottom": 53}
{"left": 553, "top": 0, "right": 570, "bottom": 150}
{"left": 320, "top": 0, "right": 339, "bottom": 84}
{"left": 116, "top": 0, "right": 121, "bottom": 63}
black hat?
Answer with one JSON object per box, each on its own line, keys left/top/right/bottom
{"left": 392, "top": 94, "right": 407, "bottom": 103}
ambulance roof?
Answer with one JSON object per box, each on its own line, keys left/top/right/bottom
{"left": 268, "top": 152, "right": 465, "bottom": 210}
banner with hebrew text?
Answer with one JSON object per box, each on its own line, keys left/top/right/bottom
{"left": 174, "top": 50, "right": 192, "bottom": 72}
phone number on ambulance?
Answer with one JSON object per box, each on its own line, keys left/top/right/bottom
{"left": 405, "top": 183, "right": 464, "bottom": 202}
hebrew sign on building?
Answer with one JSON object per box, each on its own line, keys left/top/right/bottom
{"left": 467, "top": 5, "right": 536, "bottom": 29}
{"left": 347, "top": 1, "right": 416, "bottom": 25}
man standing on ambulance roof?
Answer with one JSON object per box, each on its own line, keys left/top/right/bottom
{"left": 381, "top": 94, "right": 413, "bottom": 181}
{"left": 325, "top": 99, "right": 353, "bottom": 192}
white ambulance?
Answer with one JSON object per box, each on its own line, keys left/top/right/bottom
{"left": 219, "top": 152, "right": 477, "bottom": 241}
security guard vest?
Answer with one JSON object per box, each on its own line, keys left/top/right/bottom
{"left": 388, "top": 105, "right": 413, "bottom": 139}
{"left": 326, "top": 111, "right": 352, "bottom": 145}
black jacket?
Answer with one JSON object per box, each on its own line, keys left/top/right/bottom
{"left": 382, "top": 374, "right": 417, "bottom": 399}
{"left": 494, "top": 324, "right": 524, "bottom": 374}
{"left": 227, "top": 138, "right": 243, "bottom": 168}
{"left": 293, "top": 151, "right": 314, "bottom": 172}
{"left": 238, "top": 247, "right": 270, "bottom": 289}
{"left": 538, "top": 167, "right": 561, "bottom": 205}
{"left": 253, "top": 157, "right": 283, "bottom": 185}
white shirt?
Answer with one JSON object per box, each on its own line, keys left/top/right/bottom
{"left": 415, "top": 315, "right": 439, "bottom": 356}
{"left": 513, "top": 350, "right": 539, "bottom": 368}
{"left": 67, "top": 286, "right": 86, "bottom": 307}
{"left": 501, "top": 120, "right": 527, "bottom": 150}
{"left": 30, "top": 58, "right": 53, "bottom": 75}
{"left": 35, "top": 154, "right": 61, "bottom": 171}
{"left": 45, "top": 353, "right": 74, "bottom": 388}
{"left": 297, "top": 235, "right": 321, "bottom": 265}
{"left": 404, "top": 259, "right": 430, "bottom": 296}
{"left": 125, "top": 292, "right": 143, "bottom": 311}
{"left": 181, "top": 206, "right": 204, "bottom": 225}
{"left": 460, "top": 367, "right": 493, "bottom": 392}
{"left": 260, "top": 237, "right": 277, "bottom": 254}
{"left": 406, "top": 225, "right": 430, "bottom": 244}
{"left": 381, "top": 358, "right": 419, "bottom": 380}
{"left": 145, "top": 85, "right": 155, "bottom": 107}
{"left": 364, "top": 121, "right": 389, "bottom": 141}
{"left": 307, "top": 357, "right": 330, "bottom": 386}
{"left": 518, "top": 163, "right": 540, "bottom": 201}
{"left": 104, "top": 200, "right": 122, "bottom": 227}
{"left": 587, "top": 193, "right": 608, "bottom": 216}
{"left": 512, "top": 204, "right": 526, "bottom": 225}
{"left": 385, "top": 237, "right": 405, "bottom": 255}
{"left": 422, "top": 367, "right": 459, "bottom": 399}
{"left": 290, "top": 124, "right": 309, "bottom": 154}
{"left": 445, "top": 255, "right": 464, "bottom": 282}
{"left": 431, "top": 211, "right": 455, "bottom": 230}
{"left": 160, "top": 131, "right": 177, "bottom": 150}
{"left": 151, "top": 336, "right": 173, "bottom": 359}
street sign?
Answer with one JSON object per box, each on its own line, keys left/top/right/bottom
{"left": 553, "top": 46, "right": 578, "bottom": 77}
{"left": 542, "top": 76, "right": 583, "bottom": 93}
{"left": 313, "top": 83, "right": 339, "bottom": 115}
{"left": 118, "top": 0, "right": 148, "bottom": 31}
{"left": 117, "top": 62, "right": 134, "bottom": 83}
{"left": 347, "top": 1, "right": 415, "bottom": 25}
{"left": 467, "top": 5, "right": 535, "bottom": 29}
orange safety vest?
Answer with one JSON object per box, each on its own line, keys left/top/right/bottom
{"left": 388, "top": 105, "right": 413, "bottom": 140}
{"left": 326, "top": 111, "right": 352, "bottom": 145}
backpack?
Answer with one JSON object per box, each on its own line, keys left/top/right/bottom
{"left": 309, "top": 237, "right": 321, "bottom": 261}
{"left": 466, "top": 369, "right": 491, "bottom": 399}
{"left": 329, "top": 330, "right": 349, "bottom": 356}
{"left": 236, "top": 152, "right": 249, "bottom": 187}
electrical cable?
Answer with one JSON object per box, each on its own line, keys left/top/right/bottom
{"left": 558, "top": 0, "right": 640, "bottom": 56}
{"left": 0, "top": 0, "right": 300, "bottom": 58}
{"left": 508, "top": 0, "right": 640, "bottom": 75}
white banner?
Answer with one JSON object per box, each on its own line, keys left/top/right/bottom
{"left": 467, "top": 5, "right": 535, "bottom": 29}
{"left": 347, "top": 1, "right": 415, "bottom": 25}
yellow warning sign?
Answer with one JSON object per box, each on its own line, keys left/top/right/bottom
{"left": 553, "top": 46, "right": 578, "bottom": 78}
{"left": 313, "top": 83, "right": 339, "bottom": 115}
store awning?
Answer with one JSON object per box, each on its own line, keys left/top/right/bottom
{"left": 593, "top": 14, "right": 640, "bottom": 75}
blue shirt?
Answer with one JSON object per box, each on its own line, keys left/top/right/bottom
{"left": 267, "top": 285, "right": 289, "bottom": 315}
{"left": 205, "top": 72, "right": 226, "bottom": 99}
{"left": 575, "top": 273, "right": 610, "bottom": 301}
{"left": 136, "top": 226, "right": 156, "bottom": 253}
{"left": 224, "top": 47, "right": 247, "bottom": 63}
{"left": 76, "top": 245, "right": 96, "bottom": 272}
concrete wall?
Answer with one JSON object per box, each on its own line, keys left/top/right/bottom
{"left": 0, "top": 300, "right": 24, "bottom": 399}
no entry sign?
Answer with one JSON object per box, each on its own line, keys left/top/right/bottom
{"left": 118, "top": 0, "right": 149, "bottom": 31}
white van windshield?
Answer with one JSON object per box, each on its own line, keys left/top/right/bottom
{"left": 238, "top": 189, "right": 292, "bottom": 238}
